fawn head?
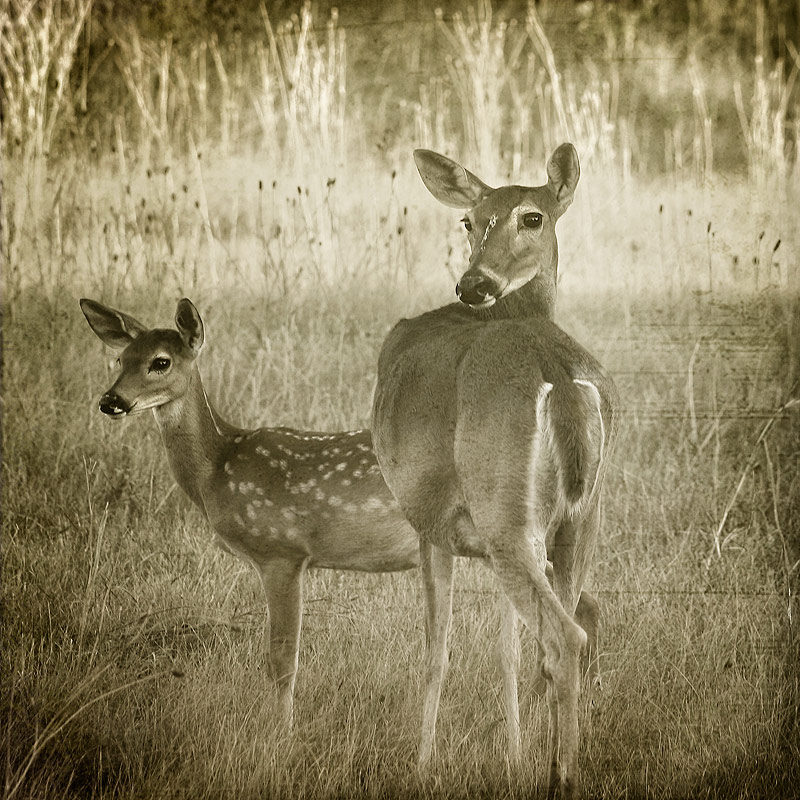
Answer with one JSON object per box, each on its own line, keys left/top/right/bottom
{"left": 80, "top": 298, "right": 204, "bottom": 417}
{"left": 413, "top": 143, "right": 580, "bottom": 309}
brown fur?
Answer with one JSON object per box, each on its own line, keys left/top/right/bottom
{"left": 81, "top": 298, "right": 601, "bottom": 741}
{"left": 373, "top": 144, "right": 619, "bottom": 796}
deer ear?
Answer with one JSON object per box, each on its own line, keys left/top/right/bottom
{"left": 413, "top": 149, "right": 493, "bottom": 208}
{"left": 175, "top": 298, "right": 204, "bottom": 356}
{"left": 80, "top": 299, "right": 147, "bottom": 351}
{"left": 546, "top": 143, "right": 580, "bottom": 210}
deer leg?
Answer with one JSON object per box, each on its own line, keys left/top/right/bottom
{"left": 490, "top": 538, "right": 585, "bottom": 800}
{"left": 575, "top": 590, "right": 601, "bottom": 692}
{"left": 553, "top": 510, "right": 601, "bottom": 695}
{"left": 258, "top": 557, "right": 307, "bottom": 731}
{"left": 531, "top": 565, "right": 599, "bottom": 695}
{"left": 418, "top": 540, "right": 454, "bottom": 769}
{"left": 496, "top": 592, "right": 521, "bottom": 761}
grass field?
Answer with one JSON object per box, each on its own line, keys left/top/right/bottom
{"left": 2, "top": 1, "right": 800, "bottom": 798}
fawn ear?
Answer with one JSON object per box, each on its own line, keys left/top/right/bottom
{"left": 546, "top": 143, "right": 580, "bottom": 211}
{"left": 175, "top": 298, "right": 204, "bottom": 356}
{"left": 80, "top": 299, "right": 147, "bottom": 351}
{"left": 413, "top": 149, "right": 493, "bottom": 208}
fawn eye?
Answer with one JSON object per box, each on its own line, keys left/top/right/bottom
{"left": 461, "top": 217, "right": 472, "bottom": 232}
{"left": 522, "top": 213, "right": 543, "bottom": 229}
{"left": 150, "top": 357, "right": 171, "bottom": 373}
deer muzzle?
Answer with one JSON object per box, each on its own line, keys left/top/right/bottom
{"left": 99, "top": 392, "right": 130, "bottom": 417}
{"left": 456, "top": 270, "right": 500, "bottom": 308}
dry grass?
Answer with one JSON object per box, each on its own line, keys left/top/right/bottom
{"left": 2, "top": 2, "right": 800, "bottom": 798}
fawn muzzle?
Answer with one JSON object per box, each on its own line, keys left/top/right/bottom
{"left": 99, "top": 392, "right": 130, "bottom": 417}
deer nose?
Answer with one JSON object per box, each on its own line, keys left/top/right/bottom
{"left": 99, "top": 392, "right": 130, "bottom": 416}
{"left": 456, "top": 272, "right": 497, "bottom": 306}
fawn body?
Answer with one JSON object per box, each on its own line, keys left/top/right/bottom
{"left": 372, "top": 144, "right": 619, "bottom": 797}
{"left": 81, "top": 298, "right": 416, "bottom": 726}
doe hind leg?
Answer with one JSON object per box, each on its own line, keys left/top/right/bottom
{"left": 526, "top": 565, "right": 600, "bottom": 696}
{"left": 490, "top": 537, "right": 586, "bottom": 800}
{"left": 575, "top": 591, "right": 601, "bottom": 691}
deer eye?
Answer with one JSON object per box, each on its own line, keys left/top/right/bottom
{"left": 522, "top": 213, "right": 543, "bottom": 229}
{"left": 461, "top": 217, "right": 472, "bottom": 232}
{"left": 150, "top": 357, "right": 171, "bottom": 373}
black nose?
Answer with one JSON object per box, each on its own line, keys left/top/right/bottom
{"left": 456, "top": 272, "right": 496, "bottom": 306}
{"left": 99, "top": 393, "right": 129, "bottom": 416}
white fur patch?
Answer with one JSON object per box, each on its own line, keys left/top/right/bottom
{"left": 572, "top": 378, "right": 605, "bottom": 506}
{"left": 527, "top": 382, "right": 553, "bottom": 527}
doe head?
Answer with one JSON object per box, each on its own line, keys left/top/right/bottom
{"left": 413, "top": 143, "right": 580, "bottom": 309}
{"left": 80, "top": 298, "right": 204, "bottom": 417}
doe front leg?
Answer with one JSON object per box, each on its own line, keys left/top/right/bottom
{"left": 258, "top": 557, "right": 307, "bottom": 731}
{"left": 419, "top": 540, "right": 454, "bottom": 769}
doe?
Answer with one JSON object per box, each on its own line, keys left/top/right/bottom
{"left": 81, "top": 298, "right": 600, "bottom": 732}
{"left": 372, "top": 144, "right": 619, "bottom": 797}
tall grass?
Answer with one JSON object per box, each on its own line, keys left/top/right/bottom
{"left": 2, "top": 1, "right": 799, "bottom": 798}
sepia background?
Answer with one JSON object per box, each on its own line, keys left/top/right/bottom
{"left": 2, "top": 0, "right": 799, "bottom": 797}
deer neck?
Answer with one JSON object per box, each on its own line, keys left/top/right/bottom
{"left": 152, "top": 366, "right": 227, "bottom": 512}
{"left": 476, "top": 270, "right": 557, "bottom": 322}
